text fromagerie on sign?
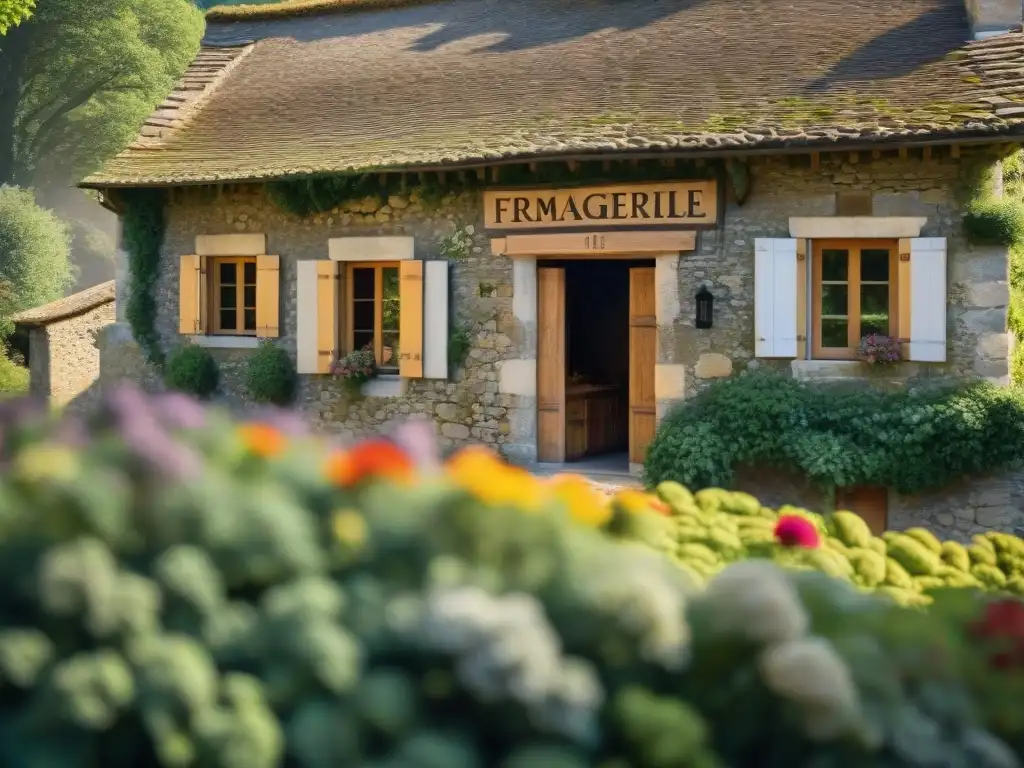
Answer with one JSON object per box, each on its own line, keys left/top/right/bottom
{"left": 483, "top": 181, "right": 718, "bottom": 231}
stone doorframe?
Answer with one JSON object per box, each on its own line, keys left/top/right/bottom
{"left": 497, "top": 252, "right": 684, "bottom": 471}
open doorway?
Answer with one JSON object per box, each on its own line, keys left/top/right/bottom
{"left": 536, "top": 258, "right": 655, "bottom": 472}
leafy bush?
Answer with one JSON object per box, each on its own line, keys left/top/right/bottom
{"left": 0, "top": 185, "right": 74, "bottom": 338}
{"left": 0, "top": 352, "right": 28, "bottom": 393}
{"left": 0, "top": 389, "right": 1022, "bottom": 766}
{"left": 245, "top": 340, "right": 296, "bottom": 405}
{"left": 963, "top": 197, "right": 1024, "bottom": 247}
{"left": 164, "top": 343, "right": 218, "bottom": 398}
{"left": 644, "top": 373, "right": 1024, "bottom": 494}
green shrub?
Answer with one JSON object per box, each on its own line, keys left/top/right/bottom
{"left": 245, "top": 340, "right": 296, "bottom": 405}
{"left": 0, "top": 353, "right": 28, "bottom": 393}
{"left": 164, "top": 343, "right": 219, "bottom": 398}
{"left": 963, "top": 197, "right": 1024, "bottom": 247}
{"left": 644, "top": 373, "right": 1024, "bottom": 494}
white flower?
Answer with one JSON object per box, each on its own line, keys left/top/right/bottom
{"left": 704, "top": 561, "right": 808, "bottom": 644}
{"left": 760, "top": 636, "right": 862, "bottom": 741}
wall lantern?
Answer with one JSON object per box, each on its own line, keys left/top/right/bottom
{"left": 695, "top": 286, "right": 714, "bottom": 329}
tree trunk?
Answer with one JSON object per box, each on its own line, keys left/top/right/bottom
{"left": 0, "top": 24, "right": 33, "bottom": 186}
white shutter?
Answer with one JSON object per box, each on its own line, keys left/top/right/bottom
{"left": 423, "top": 260, "right": 450, "bottom": 379}
{"left": 907, "top": 237, "right": 947, "bottom": 362}
{"left": 754, "top": 238, "right": 799, "bottom": 358}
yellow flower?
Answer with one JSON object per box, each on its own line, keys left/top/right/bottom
{"left": 613, "top": 489, "right": 671, "bottom": 517}
{"left": 445, "top": 447, "right": 547, "bottom": 510}
{"left": 238, "top": 423, "right": 286, "bottom": 458}
{"left": 333, "top": 508, "right": 368, "bottom": 547}
{"left": 14, "top": 444, "right": 79, "bottom": 483}
{"left": 548, "top": 474, "right": 612, "bottom": 527}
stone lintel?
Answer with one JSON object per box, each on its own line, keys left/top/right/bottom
{"left": 788, "top": 217, "right": 927, "bottom": 239}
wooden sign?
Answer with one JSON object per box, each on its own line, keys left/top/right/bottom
{"left": 491, "top": 230, "right": 696, "bottom": 257}
{"left": 483, "top": 181, "right": 718, "bottom": 231}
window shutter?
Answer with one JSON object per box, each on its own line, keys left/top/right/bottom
{"left": 901, "top": 237, "right": 947, "bottom": 362}
{"left": 178, "top": 254, "right": 204, "bottom": 334}
{"left": 754, "top": 238, "right": 799, "bottom": 358}
{"left": 295, "top": 260, "right": 337, "bottom": 374}
{"left": 399, "top": 260, "right": 424, "bottom": 378}
{"left": 423, "top": 260, "right": 449, "bottom": 379}
{"left": 255, "top": 254, "right": 280, "bottom": 338}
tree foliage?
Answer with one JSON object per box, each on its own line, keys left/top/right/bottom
{"left": 0, "top": 0, "right": 33, "bottom": 34}
{"left": 0, "top": 185, "right": 73, "bottom": 336}
{"left": 0, "top": 0, "right": 204, "bottom": 186}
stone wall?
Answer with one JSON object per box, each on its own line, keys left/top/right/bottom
{"left": 100, "top": 146, "right": 1008, "bottom": 463}
{"left": 46, "top": 301, "right": 116, "bottom": 407}
{"left": 675, "top": 148, "right": 1008, "bottom": 396}
{"left": 734, "top": 465, "right": 1024, "bottom": 542}
{"left": 153, "top": 186, "right": 531, "bottom": 455}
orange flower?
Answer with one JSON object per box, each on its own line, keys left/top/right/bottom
{"left": 325, "top": 439, "right": 416, "bottom": 487}
{"left": 445, "top": 446, "right": 547, "bottom": 510}
{"left": 548, "top": 474, "right": 612, "bottom": 527}
{"left": 238, "top": 423, "right": 287, "bottom": 458}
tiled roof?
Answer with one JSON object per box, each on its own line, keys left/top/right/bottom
{"left": 11, "top": 281, "right": 115, "bottom": 326}
{"left": 84, "top": 0, "right": 1024, "bottom": 187}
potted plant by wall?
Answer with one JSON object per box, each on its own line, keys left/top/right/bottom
{"left": 332, "top": 344, "right": 378, "bottom": 398}
{"left": 857, "top": 333, "right": 902, "bottom": 366}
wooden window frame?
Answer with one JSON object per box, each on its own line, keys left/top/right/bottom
{"left": 210, "top": 256, "right": 258, "bottom": 336}
{"left": 344, "top": 261, "right": 400, "bottom": 373}
{"left": 811, "top": 238, "right": 899, "bottom": 360}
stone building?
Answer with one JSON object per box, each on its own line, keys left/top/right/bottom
{"left": 82, "top": 0, "right": 1024, "bottom": 536}
{"left": 12, "top": 280, "right": 115, "bottom": 408}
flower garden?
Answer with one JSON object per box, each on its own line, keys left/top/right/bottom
{"left": 0, "top": 386, "right": 1023, "bottom": 767}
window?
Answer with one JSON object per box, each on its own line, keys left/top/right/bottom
{"left": 346, "top": 262, "right": 401, "bottom": 371}
{"left": 212, "top": 257, "right": 258, "bottom": 335}
{"left": 812, "top": 239, "right": 898, "bottom": 359}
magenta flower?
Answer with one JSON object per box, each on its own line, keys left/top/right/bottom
{"left": 774, "top": 515, "right": 821, "bottom": 548}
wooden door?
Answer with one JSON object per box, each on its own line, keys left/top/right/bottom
{"left": 629, "top": 267, "right": 657, "bottom": 465}
{"left": 537, "top": 267, "right": 566, "bottom": 463}
{"left": 836, "top": 486, "right": 888, "bottom": 535}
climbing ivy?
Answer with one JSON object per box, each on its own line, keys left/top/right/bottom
{"left": 644, "top": 373, "right": 1024, "bottom": 495}
{"left": 264, "top": 158, "right": 721, "bottom": 217}
{"left": 120, "top": 188, "right": 167, "bottom": 367}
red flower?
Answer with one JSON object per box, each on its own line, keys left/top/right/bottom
{"left": 774, "top": 515, "right": 821, "bottom": 548}
{"left": 325, "top": 439, "right": 416, "bottom": 487}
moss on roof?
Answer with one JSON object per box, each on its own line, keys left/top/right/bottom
{"left": 84, "top": 0, "right": 1024, "bottom": 188}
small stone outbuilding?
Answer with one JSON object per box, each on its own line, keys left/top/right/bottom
{"left": 12, "top": 280, "right": 115, "bottom": 407}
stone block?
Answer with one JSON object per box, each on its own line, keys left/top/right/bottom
{"left": 966, "top": 281, "right": 1008, "bottom": 309}
{"left": 976, "top": 506, "right": 1014, "bottom": 528}
{"left": 498, "top": 359, "right": 536, "bottom": 396}
{"left": 655, "top": 364, "right": 686, "bottom": 399}
{"left": 951, "top": 248, "right": 1008, "bottom": 283}
{"left": 961, "top": 308, "right": 1007, "bottom": 335}
{"left": 694, "top": 353, "right": 733, "bottom": 379}
{"left": 976, "top": 332, "right": 1010, "bottom": 360}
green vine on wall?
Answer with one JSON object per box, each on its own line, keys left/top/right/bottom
{"left": 120, "top": 188, "right": 167, "bottom": 368}
{"left": 644, "top": 373, "right": 1024, "bottom": 495}
{"left": 264, "top": 158, "right": 721, "bottom": 217}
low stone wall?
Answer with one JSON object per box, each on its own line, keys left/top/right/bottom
{"left": 734, "top": 465, "right": 1024, "bottom": 540}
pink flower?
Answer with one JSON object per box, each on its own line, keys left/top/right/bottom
{"left": 774, "top": 515, "right": 820, "bottom": 548}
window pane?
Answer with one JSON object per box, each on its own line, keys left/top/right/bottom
{"left": 821, "top": 318, "right": 848, "bottom": 348}
{"left": 219, "top": 262, "right": 236, "bottom": 284}
{"left": 382, "top": 267, "right": 399, "bottom": 300}
{"left": 382, "top": 299, "right": 400, "bottom": 332}
{"left": 243, "top": 261, "right": 256, "bottom": 284}
{"left": 353, "top": 331, "right": 374, "bottom": 351}
{"left": 861, "top": 250, "right": 890, "bottom": 282}
{"left": 821, "top": 250, "right": 848, "bottom": 281}
{"left": 353, "top": 268, "right": 375, "bottom": 300}
{"left": 244, "top": 286, "right": 256, "bottom": 308}
{"left": 353, "top": 300, "right": 374, "bottom": 330}
{"left": 381, "top": 332, "right": 399, "bottom": 368}
{"left": 219, "top": 309, "right": 236, "bottom": 331}
{"left": 244, "top": 309, "right": 256, "bottom": 332}
{"left": 220, "top": 286, "right": 236, "bottom": 309}
{"left": 821, "top": 284, "right": 848, "bottom": 316}
{"left": 861, "top": 282, "right": 889, "bottom": 336}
